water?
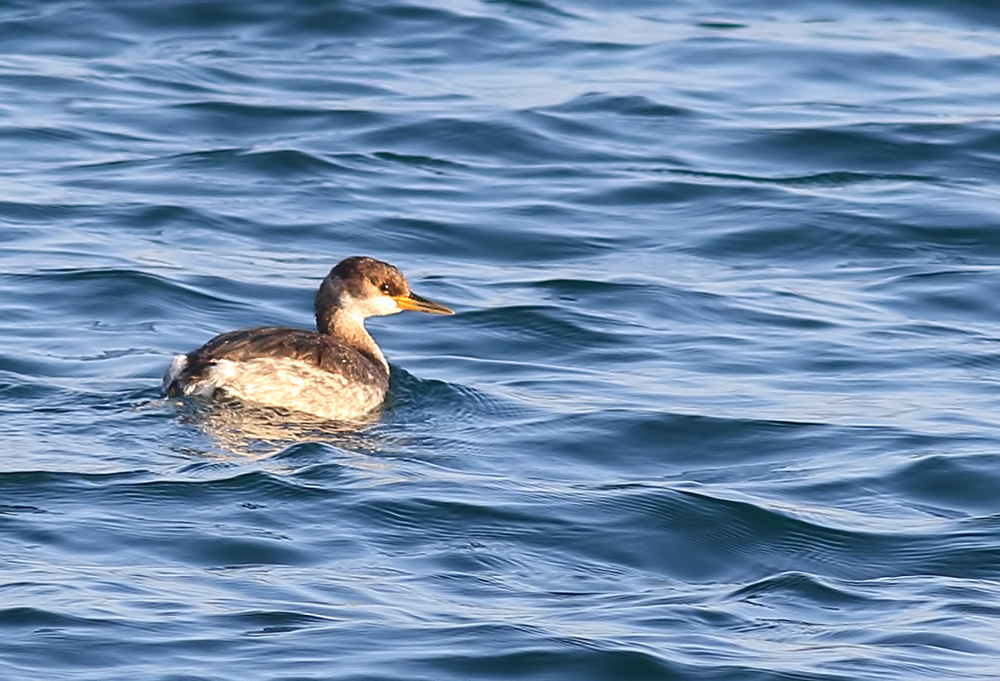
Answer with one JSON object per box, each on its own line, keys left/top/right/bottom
{"left": 3, "top": 0, "right": 1000, "bottom": 679}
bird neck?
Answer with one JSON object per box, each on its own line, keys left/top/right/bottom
{"left": 315, "top": 277, "right": 390, "bottom": 373}
{"left": 318, "top": 307, "right": 388, "bottom": 373}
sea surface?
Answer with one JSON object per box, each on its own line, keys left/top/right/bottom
{"left": 3, "top": 1, "right": 1000, "bottom": 679}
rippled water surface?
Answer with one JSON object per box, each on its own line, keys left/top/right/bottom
{"left": 4, "top": 1, "right": 1000, "bottom": 679}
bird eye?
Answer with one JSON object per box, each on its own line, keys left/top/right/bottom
{"left": 379, "top": 283, "right": 391, "bottom": 294}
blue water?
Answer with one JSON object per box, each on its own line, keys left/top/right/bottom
{"left": 4, "top": 1, "right": 1000, "bottom": 679}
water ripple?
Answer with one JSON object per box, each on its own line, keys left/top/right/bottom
{"left": 4, "top": 0, "right": 1000, "bottom": 679}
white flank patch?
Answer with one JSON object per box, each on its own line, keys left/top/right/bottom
{"left": 194, "top": 357, "right": 384, "bottom": 420}
{"left": 162, "top": 354, "right": 188, "bottom": 393}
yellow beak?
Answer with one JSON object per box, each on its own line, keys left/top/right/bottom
{"left": 392, "top": 292, "right": 454, "bottom": 315}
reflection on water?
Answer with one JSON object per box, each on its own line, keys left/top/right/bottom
{"left": 171, "top": 397, "right": 382, "bottom": 458}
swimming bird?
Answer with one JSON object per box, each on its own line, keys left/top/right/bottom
{"left": 163, "top": 256, "right": 453, "bottom": 420}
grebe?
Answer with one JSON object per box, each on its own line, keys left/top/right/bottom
{"left": 163, "top": 256, "right": 453, "bottom": 420}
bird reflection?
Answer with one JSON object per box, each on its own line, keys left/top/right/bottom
{"left": 171, "top": 397, "right": 385, "bottom": 459}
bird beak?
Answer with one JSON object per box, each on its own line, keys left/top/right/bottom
{"left": 393, "top": 291, "right": 454, "bottom": 315}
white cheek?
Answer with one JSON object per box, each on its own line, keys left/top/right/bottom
{"left": 375, "top": 296, "right": 399, "bottom": 313}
